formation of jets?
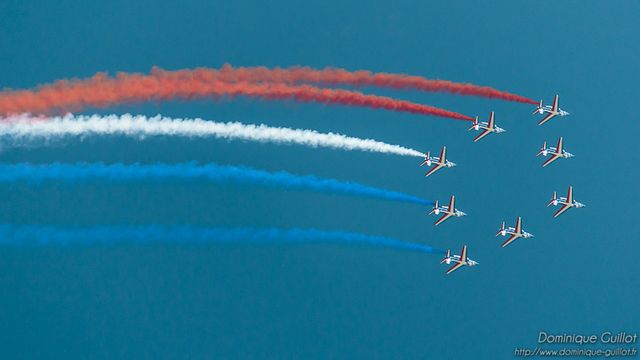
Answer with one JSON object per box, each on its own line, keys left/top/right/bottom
{"left": 421, "top": 94, "right": 583, "bottom": 275}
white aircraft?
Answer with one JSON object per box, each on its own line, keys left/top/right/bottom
{"left": 420, "top": 146, "right": 456, "bottom": 177}
{"left": 537, "top": 137, "right": 574, "bottom": 167}
{"left": 533, "top": 95, "right": 570, "bottom": 126}
{"left": 429, "top": 195, "right": 467, "bottom": 226}
{"left": 440, "top": 245, "right": 478, "bottom": 275}
{"left": 468, "top": 112, "right": 506, "bottom": 142}
{"left": 548, "top": 186, "right": 586, "bottom": 218}
{"left": 496, "top": 216, "right": 534, "bottom": 248}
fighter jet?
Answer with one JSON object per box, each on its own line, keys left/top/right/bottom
{"left": 496, "top": 216, "right": 534, "bottom": 248}
{"left": 429, "top": 195, "right": 466, "bottom": 226}
{"left": 533, "top": 95, "right": 570, "bottom": 126}
{"left": 468, "top": 112, "right": 506, "bottom": 142}
{"left": 537, "top": 137, "right": 574, "bottom": 167}
{"left": 548, "top": 186, "right": 585, "bottom": 218}
{"left": 420, "top": 146, "right": 456, "bottom": 177}
{"left": 441, "top": 245, "right": 478, "bottom": 275}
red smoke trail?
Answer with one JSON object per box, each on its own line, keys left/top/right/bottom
{"left": 0, "top": 68, "right": 472, "bottom": 121}
{"left": 216, "top": 64, "right": 538, "bottom": 105}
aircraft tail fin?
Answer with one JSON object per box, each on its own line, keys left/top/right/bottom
{"left": 468, "top": 116, "right": 478, "bottom": 131}
{"left": 440, "top": 250, "right": 450, "bottom": 264}
{"left": 419, "top": 151, "right": 430, "bottom": 166}
{"left": 532, "top": 100, "right": 543, "bottom": 115}
{"left": 429, "top": 200, "right": 439, "bottom": 215}
{"left": 496, "top": 221, "right": 505, "bottom": 236}
{"left": 547, "top": 191, "right": 557, "bottom": 207}
{"left": 537, "top": 141, "right": 547, "bottom": 156}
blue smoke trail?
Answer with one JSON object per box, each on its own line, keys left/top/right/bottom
{"left": 0, "top": 162, "right": 433, "bottom": 206}
{"left": 0, "top": 225, "right": 444, "bottom": 254}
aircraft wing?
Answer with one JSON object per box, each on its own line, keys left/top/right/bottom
{"left": 537, "top": 112, "right": 557, "bottom": 126}
{"left": 552, "top": 95, "right": 559, "bottom": 112}
{"left": 473, "top": 128, "right": 492, "bottom": 142}
{"left": 501, "top": 233, "right": 520, "bottom": 248}
{"left": 542, "top": 153, "right": 561, "bottom": 167}
{"left": 553, "top": 203, "right": 572, "bottom": 218}
{"left": 439, "top": 146, "right": 447, "bottom": 163}
{"left": 556, "top": 137, "right": 563, "bottom": 153}
{"left": 488, "top": 112, "right": 495, "bottom": 129}
{"left": 446, "top": 260, "right": 465, "bottom": 274}
{"left": 421, "top": 147, "right": 447, "bottom": 172}
{"left": 434, "top": 196, "right": 455, "bottom": 224}
{"left": 515, "top": 217, "right": 522, "bottom": 234}
{"left": 459, "top": 245, "right": 467, "bottom": 262}
{"left": 434, "top": 212, "right": 453, "bottom": 226}
{"left": 424, "top": 163, "right": 445, "bottom": 177}
{"left": 566, "top": 186, "right": 573, "bottom": 204}
{"left": 446, "top": 245, "right": 468, "bottom": 274}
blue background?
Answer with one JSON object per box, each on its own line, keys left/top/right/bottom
{"left": 0, "top": 1, "right": 638, "bottom": 358}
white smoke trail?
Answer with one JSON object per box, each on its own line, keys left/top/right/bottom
{"left": 0, "top": 114, "right": 425, "bottom": 157}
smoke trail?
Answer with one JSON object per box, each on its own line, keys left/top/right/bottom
{"left": 0, "top": 162, "right": 432, "bottom": 206}
{"left": 216, "top": 64, "right": 538, "bottom": 104}
{"left": 0, "top": 68, "right": 473, "bottom": 121}
{"left": 0, "top": 224, "right": 444, "bottom": 254}
{"left": 0, "top": 114, "right": 426, "bottom": 158}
